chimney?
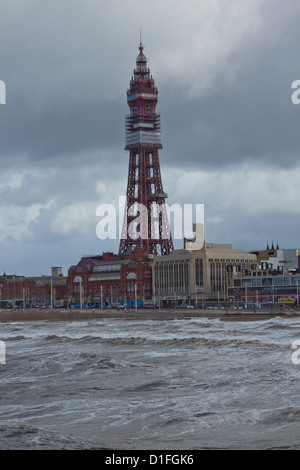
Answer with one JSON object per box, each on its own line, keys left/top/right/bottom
{"left": 52, "top": 267, "right": 63, "bottom": 277}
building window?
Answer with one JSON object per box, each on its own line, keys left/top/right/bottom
{"left": 195, "top": 259, "right": 203, "bottom": 287}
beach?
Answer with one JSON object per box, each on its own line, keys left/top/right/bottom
{"left": 0, "top": 307, "right": 299, "bottom": 323}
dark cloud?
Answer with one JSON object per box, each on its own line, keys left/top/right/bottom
{"left": 0, "top": 96, "right": 123, "bottom": 163}
{"left": 160, "top": 23, "right": 300, "bottom": 170}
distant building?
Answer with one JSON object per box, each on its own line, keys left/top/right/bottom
{"left": 153, "top": 224, "right": 257, "bottom": 306}
{"left": 228, "top": 265, "right": 300, "bottom": 305}
{"left": 250, "top": 243, "right": 300, "bottom": 273}
{"left": 0, "top": 268, "right": 67, "bottom": 307}
{"left": 260, "top": 249, "right": 300, "bottom": 273}
{"left": 250, "top": 241, "right": 279, "bottom": 265}
{"left": 66, "top": 249, "right": 153, "bottom": 307}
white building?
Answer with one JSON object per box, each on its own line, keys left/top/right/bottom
{"left": 261, "top": 249, "right": 299, "bottom": 273}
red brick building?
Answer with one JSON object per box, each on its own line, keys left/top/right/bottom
{"left": 0, "top": 269, "right": 67, "bottom": 308}
{"left": 0, "top": 250, "right": 153, "bottom": 309}
{"left": 66, "top": 249, "right": 153, "bottom": 307}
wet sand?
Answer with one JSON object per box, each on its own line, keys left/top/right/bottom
{"left": 0, "top": 308, "right": 299, "bottom": 322}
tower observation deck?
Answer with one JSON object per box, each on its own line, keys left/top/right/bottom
{"left": 119, "top": 41, "right": 174, "bottom": 256}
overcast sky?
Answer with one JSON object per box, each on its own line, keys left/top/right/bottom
{"left": 0, "top": 0, "right": 300, "bottom": 276}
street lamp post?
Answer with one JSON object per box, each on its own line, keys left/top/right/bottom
{"left": 50, "top": 277, "right": 53, "bottom": 309}
{"left": 79, "top": 278, "right": 82, "bottom": 310}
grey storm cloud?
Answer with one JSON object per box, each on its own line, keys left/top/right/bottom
{"left": 1, "top": 96, "right": 124, "bottom": 164}
{"left": 1, "top": 0, "right": 299, "bottom": 170}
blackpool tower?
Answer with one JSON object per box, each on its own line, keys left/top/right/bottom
{"left": 119, "top": 41, "right": 174, "bottom": 256}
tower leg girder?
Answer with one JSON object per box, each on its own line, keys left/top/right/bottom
{"left": 119, "top": 148, "right": 174, "bottom": 256}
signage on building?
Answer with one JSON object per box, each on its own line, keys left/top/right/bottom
{"left": 163, "top": 296, "right": 182, "bottom": 300}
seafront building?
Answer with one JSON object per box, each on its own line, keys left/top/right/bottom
{"left": 66, "top": 249, "right": 152, "bottom": 308}
{"left": 152, "top": 224, "right": 257, "bottom": 307}
{"left": 153, "top": 238, "right": 300, "bottom": 307}
{"left": 0, "top": 251, "right": 153, "bottom": 309}
{"left": 228, "top": 265, "right": 300, "bottom": 305}
{"left": 250, "top": 244, "right": 300, "bottom": 273}
{"left": 1, "top": 245, "right": 300, "bottom": 309}
{"left": 0, "top": 267, "right": 67, "bottom": 308}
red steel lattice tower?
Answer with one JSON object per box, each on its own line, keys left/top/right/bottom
{"left": 119, "top": 41, "right": 174, "bottom": 256}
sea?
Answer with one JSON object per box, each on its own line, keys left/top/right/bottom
{"left": 1, "top": 314, "right": 300, "bottom": 450}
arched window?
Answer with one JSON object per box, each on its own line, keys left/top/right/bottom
{"left": 126, "top": 272, "right": 137, "bottom": 280}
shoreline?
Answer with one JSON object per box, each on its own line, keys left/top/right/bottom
{"left": 0, "top": 308, "right": 299, "bottom": 322}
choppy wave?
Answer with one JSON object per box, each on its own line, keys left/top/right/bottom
{"left": 1, "top": 316, "right": 300, "bottom": 449}
{"left": 0, "top": 335, "right": 28, "bottom": 341}
{"left": 6, "top": 332, "right": 279, "bottom": 350}
{"left": 0, "top": 424, "right": 104, "bottom": 450}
